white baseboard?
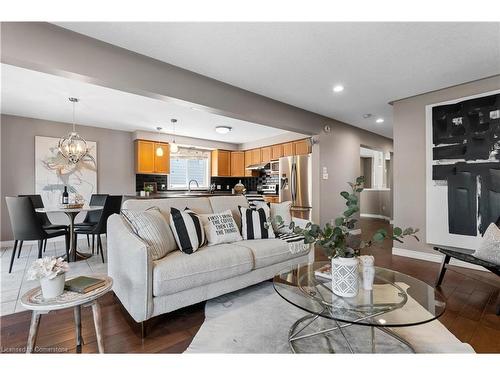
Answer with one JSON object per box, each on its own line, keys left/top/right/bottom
{"left": 392, "top": 247, "right": 488, "bottom": 272}
{"left": 360, "top": 213, "right": 391, "bottom": 222}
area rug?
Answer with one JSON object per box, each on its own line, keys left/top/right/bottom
{"left": 184, "top": 282, "right": 474, "bottom": 353}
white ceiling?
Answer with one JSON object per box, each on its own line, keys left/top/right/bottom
{"left": 54, "top": 22, "right": 500, "bottom": 138}
{"left": 0, "top": 64, "right": 289, "bottom": 144}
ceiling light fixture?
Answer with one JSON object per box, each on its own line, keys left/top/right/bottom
{"left": 215, "top": 126, "right": 232, "bottom": 134}
{"left": 376, "top": 118, "right": 385, "bottom": 123}
{"left": 362, "top": 113, "right": 372, "bottom": 119}
{"left": 155, "top": 127, "right": 164, "bottom": 157}
{"left": 170, "top": 119, "right": 179, "bottom": 154}
{"left": 58, "top": 97, "right": 89, "bottom": 164}
{"left": 332, "top": 85, "right": 344, "bottom": 93}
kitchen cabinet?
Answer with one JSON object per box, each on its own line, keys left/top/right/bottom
{"left": 135, "top": 140, "right": 170, "bottom": 174}
{"left": 230, "top": 151, "right": 245, "bottom": 177}
{"left": 251, "top": 149, "right": 261, "bottom": 165}
{"left": 260, "top": 146, "right": 272, "bottom": 163}
{"left": 293, "top": 139, "right": 311, "bottom": 155}
{"left": 282, "top": 142, "right": 295, "bottom": 157}
{"left": 271, "top": 144, "right": 283, "bottom": 160}
{"left": 244, "top": 150, "right": 253, "bottom": 177}
{"left": 211, "top": 149, "right": 231, "bottom": 177}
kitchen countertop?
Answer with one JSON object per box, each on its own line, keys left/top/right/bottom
{"left": 124, "top": 191, "right": 258, "bottom": 200}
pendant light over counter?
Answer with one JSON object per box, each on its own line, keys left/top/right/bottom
{"left": 170, "top": 118, "right": 179, "bottom": 154}
{"left": 155, "top": 127, "right": 164, "bottom": 156}
{"left": 58, "top": 98, "right": 89, "bottom": 164}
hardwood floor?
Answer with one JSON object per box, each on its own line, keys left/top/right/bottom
{"left": 1, "top": 218, "right": 498, "bottom": 353}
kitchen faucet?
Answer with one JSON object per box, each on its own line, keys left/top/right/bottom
{"left": 188, "top": 179, "right": 199, "bottom": 192}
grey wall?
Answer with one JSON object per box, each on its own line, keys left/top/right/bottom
{"left": 360, "top": 189, "right": 392, "bottom": 218}
{"left": 317, "top": 122, "right": 393, "bottom": 226}
{"left": 1, "top": 115, "right": 136, "bottom": 241}
{"left": 392, "top": 75, "right": 500, "bottom": 253}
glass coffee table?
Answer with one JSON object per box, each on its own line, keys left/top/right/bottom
{"left": 273, "top": 262, "right": 446, "bottom": 353}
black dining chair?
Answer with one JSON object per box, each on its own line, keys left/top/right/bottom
{"left": 74, "top": 195, "right": 122, "bottom": 263}
{"left": 18, "top": 194, "right": 69, "bottom": 257}
{"left": 5, "top": 197, "right": 70, "bottom": 273}
{"left": 74, "top": 194, "right": 108, "bottom": 254}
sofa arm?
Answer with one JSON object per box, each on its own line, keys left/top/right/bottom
{"left": 107, "top": 214, "right": 153, "bottom": 322}
{"left": 291, "top": 217, "right": 312, "bottom": 229}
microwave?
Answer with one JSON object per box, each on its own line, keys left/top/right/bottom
{"left": 270, "top": 160, "right": 279, "bottom": 174}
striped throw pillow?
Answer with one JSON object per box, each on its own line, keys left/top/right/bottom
{"left": 238, "top": 205, "right": 276, "bottom": 240}
{"left": 121, "top": 207, "right": 176, "bottom": 260}
{"left": 169, "top": 207, "right": 206, "bottom": 254}
{"left": 245, "top": 194, "right": 266, "bottom": 209}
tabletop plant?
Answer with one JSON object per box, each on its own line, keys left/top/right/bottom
{"left": 275, "top": 176, "right": 419, "bottom": 259}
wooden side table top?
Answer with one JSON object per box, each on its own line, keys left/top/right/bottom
{"left": 20, "top": 275, "right": 113, "bottom": 311}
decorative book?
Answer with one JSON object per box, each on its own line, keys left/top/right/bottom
{"left": 314, "top": 264, "right": 332, "bottom": 280}
{"left": 65, "top": 276, "right": 105, "bottom": 293}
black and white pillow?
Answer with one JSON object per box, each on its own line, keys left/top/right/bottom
{"left": 245, "top": 194, "right": 266, "bottom": 209}
{"left": 238, "top": 205, "right": 275, "bottom": 240}
{"left": 169, "top": 207, "right": 206, "bottom": 254}
{"left": 199, "top": 210, "right": 242, "bottom": 246}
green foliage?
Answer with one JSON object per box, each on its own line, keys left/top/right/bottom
{"left": 272, "top": 176, "right": 419, "bottom": 259}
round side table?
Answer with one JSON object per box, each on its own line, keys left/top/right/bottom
{"left": 20, "top": 275, "right": 113, "bottom": 353}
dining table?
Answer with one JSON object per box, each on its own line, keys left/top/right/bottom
{"left": 35, "top": 205, "right": 103, "bottom": 262}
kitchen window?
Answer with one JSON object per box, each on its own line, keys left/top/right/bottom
{"left": 169, "top": 147, "right": 211, "bottom": 189}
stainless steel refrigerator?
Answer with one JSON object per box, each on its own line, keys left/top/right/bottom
{"left": 279, "top": 154, "right": 312, "bottom": 220}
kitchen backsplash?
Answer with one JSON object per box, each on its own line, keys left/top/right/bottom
{"left": 136, "top": 174, "right": 168, "bottom": 192}
{"left": 210, "top": 177, "right": 262, "bottom": 192}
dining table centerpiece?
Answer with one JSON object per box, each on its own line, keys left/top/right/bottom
{"left": 27, "top": 256, "right": 69, "bottom": 299}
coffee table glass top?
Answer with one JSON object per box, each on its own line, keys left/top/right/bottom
{"left": 273, "top": 262, "right": 446, "bottom": 328}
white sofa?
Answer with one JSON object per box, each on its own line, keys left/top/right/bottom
{"left": 107, "top": 195, "right": 312, "bottom": 324}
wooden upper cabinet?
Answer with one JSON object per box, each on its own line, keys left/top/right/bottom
{"left": 261, "top": 146, "right": 272, "bottom": 163}
{"left": 250, "top": 149, "right": 261, "bottom": 165}
{"left": 135, "top": 140, "right": 170, "bottom": 174}
{"left": 271, "top": 144, "right": 283, "bottom": 160}
{"left": 293, "top": 139, "right": 311, "bottom": 155}
{"left": 154, "top": 143, "right": 170, "bottom": 174}
{"left": 211, "top": 150, "right": 231, "bottom": 177}
{"left": 230, "top": 151, "right": 245, "bottom": 177}
{"left": 282, "top": 142, "right": 295, "bottom": 157}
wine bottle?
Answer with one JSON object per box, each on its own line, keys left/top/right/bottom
{"left": 62, "top": 186, "right": 69, "bottom": 204}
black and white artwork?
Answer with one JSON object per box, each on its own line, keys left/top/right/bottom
{"left": 426, "top": 90, "right": 500, "bottom": 250}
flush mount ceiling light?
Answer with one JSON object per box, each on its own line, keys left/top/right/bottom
{"left": 155, "top": 127, "right": 164, "bottom": 156}
{"left": 376, "top": 118, "right": 385, "bottom": 123}
{"left": 332, "top": 85, "right": 344, "bottom": 93}
{"left": 58, "top": 97, "right": 89, "bottom": 164}
{"left": 362, "top": 113, "right": 372, "bottom": 119}
{"left": 215, "top": 126, "right": 232, "bottom": 134}
{"left": 170, "top": 119, "right": 179, "bottom": 154}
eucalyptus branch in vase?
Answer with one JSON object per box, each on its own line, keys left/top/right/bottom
{"left": 275, "top": 176, "right": 419, "bottom": 259}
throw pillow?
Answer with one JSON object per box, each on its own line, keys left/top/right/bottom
{"left": 199, "top": 210, "right": 243, "bottom": 246}
{"left": 121, "top": 207, "right": 176, "bottom": 260}
{"left": 238, "top": 205, "right": 275, "bottom": 240}
{"left": 256, "top": 200, "right": 293, "bottom": 234}
{"left": 474, "top": 223, "right": 500, "bottom": 265}
{"left": 169, "top": 207, "right": 206, "bottom": 254}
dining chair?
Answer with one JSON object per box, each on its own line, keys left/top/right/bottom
{"left": 5, "top": 197, "right": 70, "bottom": 273}
{"left": 74, "top": 195, "right": 122, "bottom": 263}
{"left": 18, "top": 194, "right": 69, "bottom": 257}
{"left": 74, "top": 194, "right": 108, "bottom": 254}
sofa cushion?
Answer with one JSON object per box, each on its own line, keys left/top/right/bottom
{"left": 208, "top": 195, "right": 248, "bottom": 230}
{"left": 123, "top": 197, "right": 213, "bottom": 218}
{"left": 152, "top": 244, "right": 254, "bottom": 296}
{"left": 234, "top": 239, "right": 309, "bottom": 269}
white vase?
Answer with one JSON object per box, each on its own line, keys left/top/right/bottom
{"left": 359, "top": 255, "right": 375, "bottom": 290}
{"left": 40, "top": 273, "right": 65, "bottom": 299}
{"left": 331, "top": 256, "right": 359, "bottom": 298}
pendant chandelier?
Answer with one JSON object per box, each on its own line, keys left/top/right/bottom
{"left": 155, "top": 127, "right": 164, "bottom": 156}
{"left": 58, "top": 97, "right": 89, "bottom": 164}
{"left": 170, "top": 118, "right": 179, "bottom": 154}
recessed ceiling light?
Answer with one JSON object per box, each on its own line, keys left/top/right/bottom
{"left": 376, "top": 118, "right": 384, "bottom": 123}
{"left": 333, "top": 85, "right": 344, "bottom": 93}
{"left": 363, "top": 114, "right": 372, "bottom": 119}
{"left": 215, "top": 126, "right": 232, "bottom": 134}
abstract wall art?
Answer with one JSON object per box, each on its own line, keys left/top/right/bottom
{"left": 35, "top": 136, "right": 97, "bottom": 207}
{"left": 426, "top": 90, "right": 500, "bottom": 250}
